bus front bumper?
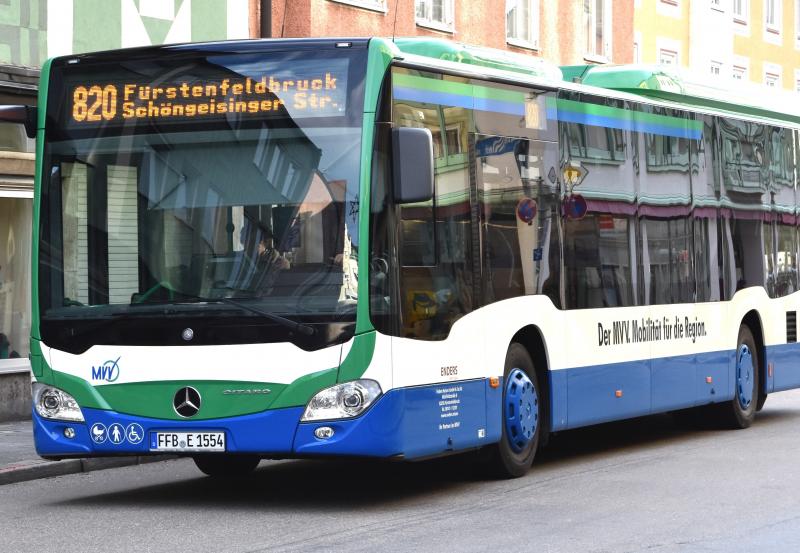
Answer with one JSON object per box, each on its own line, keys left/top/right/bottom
{"left": 33, "top": 379, "right": 498, "bottom": 460}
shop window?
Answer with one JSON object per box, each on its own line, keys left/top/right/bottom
{"left": 0, "top": 197, "right": 32, "bottom": 365}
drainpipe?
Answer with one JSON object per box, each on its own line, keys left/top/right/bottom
{"left": 260, "top": 0, "right": 271, "bottom": 38}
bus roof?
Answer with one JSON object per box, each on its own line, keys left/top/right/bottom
{"left": 390, "top": 37, "right": 800, "bottom": 127}
{"left": 392, "top": 37, "right": 563, "bottom": 81}
{"left": 564, "top": 63, "right": 800, "bottom": 126}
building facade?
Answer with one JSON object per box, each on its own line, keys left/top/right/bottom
{"left": 269, "top": 0, "right": 634, "bottom": 66}
{"left": 634, "top": 0, "right": 800, "bottom": 92}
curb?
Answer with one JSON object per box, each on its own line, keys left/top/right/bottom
{"left": 0, "top": 455, "right": 177, "bottom": 486}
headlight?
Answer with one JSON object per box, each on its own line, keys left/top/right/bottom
{"left": 32, "top": 383, "right": 84, "bottom": 422}
{"left": 301, "top": 379, "right": 382, "bottom": 421}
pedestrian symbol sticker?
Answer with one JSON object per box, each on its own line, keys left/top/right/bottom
{"left": 108, "top": 423, "right": 125, "bottom": 445}
{"left": 126, "top": 423, "right": 144, "bottom": 445}
{"left": 90, "top": 423, "right": 107, "bottom": 444}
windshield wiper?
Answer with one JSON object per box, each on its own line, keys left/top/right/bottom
{"left": 199, "top": 297, "right": 316, "bottom": 336}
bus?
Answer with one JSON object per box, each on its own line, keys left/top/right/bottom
{"left": 12, "top": 37, "right": 800, "bottom": 479}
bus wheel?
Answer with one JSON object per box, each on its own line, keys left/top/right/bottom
{"left": 488, "top": 343, "right": 540, "bottom": 478}
{"left": 192, "top": 454, "right": 260, "bottom": 477}
{"left": 718, "top": 325, "right": 759, "bottom": 429}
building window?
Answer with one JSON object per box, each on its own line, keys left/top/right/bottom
{"left": 710, "top": 61, "right": 722, "bottom": 75}
{"left": 415, "top": 0, "right": 454, "bottom": 32}
{"left": 710, "top": 0, "right": 722, "bottom": 10}
{"left": 796, "top": 0, "right": 800, "bottom": 44}
{"left": 0, "top": 195, "right": 32, "bottom": 370}
{"left": 733, "top": 0, "right": 749, "bottom": 25}
{"left": 659, "top": 49, "right": 678, "bottom": 65}
{"left": 733, "top": 65, "right": 747, "bottom": 80}
{"left": 765, "top": 69, "right": 781, "bottom": 88}
{"left": 328, "top": 0, "right": 387, "bottom": 12}
{"left": 766, "top": 0, "right": 781, "bottom": 33}
{"left": 584, "top": 0, "right": 612, "bottom": 60}
{"left": 506, "top": 0, "right": 539, "bottom": 48}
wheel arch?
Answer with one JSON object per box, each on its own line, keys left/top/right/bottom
{"left": 510, "top": 325, "right": 551, "bottom": 445}
{"left": 741, "top": 309, "right": 766, "bottom": 400}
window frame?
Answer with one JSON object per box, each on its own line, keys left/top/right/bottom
{"left": 765, "top": 0, "right": 782, "bottom": 43}
{"left": 583, "top": 0, "right": 613, "bottom": 63}
{"left": 506, "top": 0, "right": 540, "bottom": 50}
{"left": 795, "top": 0, "right": 800, "bottom": 46}
{"left": 733, "top": 0, "right": 749, "bottom": 33}
{"left": 327, "top": 0, "right": 388, "bottom": 13}
{"left": 764, "top": 63, "right": 782, "bottom": 88}
{"left": 415, "top": 0, "right": 455, "bottom": 33}
{"left": 659, "top": 49, "right": 678, "bottom": 66}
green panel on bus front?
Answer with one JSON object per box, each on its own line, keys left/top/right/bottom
{"left": 43, "top": 331, "right": 379, "bottom": 420}
{"left": 51, "top": 371, "right": 290, "bottom": 421}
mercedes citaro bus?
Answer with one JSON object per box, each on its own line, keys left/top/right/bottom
{"left": 9, "top": 37, "right": 800, "bottom": 478}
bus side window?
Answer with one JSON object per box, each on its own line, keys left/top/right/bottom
{"left": 392, "top": 71, "right": 475, "bottom": 339}
{"left": 561, "top": 92, "right": 636, "bottom": 309}
{"left": 637, "top": 104, "right": 693, "bottom": 305}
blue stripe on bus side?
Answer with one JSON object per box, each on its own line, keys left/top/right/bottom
{"left": 554, "top": 109, "right": 703, "bottom": 139}
{"left": 393, "top": 86, "right": 703, "bottom": 140}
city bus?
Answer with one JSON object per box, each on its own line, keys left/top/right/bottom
{"left": 12, "top": 37, "right": 800, "bottom": 479}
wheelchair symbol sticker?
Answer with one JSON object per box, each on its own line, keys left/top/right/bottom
{"left": 126, "top": 423, "right": 144, "bottom": 445}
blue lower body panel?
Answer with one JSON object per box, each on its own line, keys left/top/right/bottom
{"left": 553, "top": 349, "right": 739, "bottom": 431}
{"left": 295, "top": 379, "right": 499, "bottom": 458}
{"left": 33, "top": 406, "right": 304, "bottom": 458}
{"left": 769, "top": 342, "right": 800, "bottom": 392}
{"left": 33, "top": 379, "right": 500, "bottom": 461}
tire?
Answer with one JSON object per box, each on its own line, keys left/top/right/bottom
{"left": 486, "top": 343, "right": 541, "bottom": 478}
{"left": 716, "top": 325, "right": 759, "bottom": 429}
{"left": 193, "top": 454, "right": 261, "bottom": 477}
{"left": 756, "top": 392, "right": 768, "bottom": 412}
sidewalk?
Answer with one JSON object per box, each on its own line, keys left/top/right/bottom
{"left": 0, "top": 419, "right": 173, "bottom": 485}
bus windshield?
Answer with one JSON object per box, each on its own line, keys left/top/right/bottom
{"left": 38, "top": 44, "right": 367, "bottom": 351}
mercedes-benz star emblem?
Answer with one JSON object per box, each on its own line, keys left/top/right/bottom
{"left": 173, "top": 386, "right": 201, "bottom": 418}
{"left": 181, "top": 328, "right": 194, "bottom": 341}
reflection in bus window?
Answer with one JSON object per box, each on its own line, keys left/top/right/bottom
{"left": 565, "top": 214, "right": 634, "bottom": 309}
{"left": 640, "top": 218, "right": 693, "bottom": 305}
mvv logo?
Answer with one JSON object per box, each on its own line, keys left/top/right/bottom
{"left": 91, "top": 357, "right": 121, "bottom": 383}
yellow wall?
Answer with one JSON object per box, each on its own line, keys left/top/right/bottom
{"left": 634, "top": 1, "right": 690, "bottom": 66}
{"left": 733, "top": 1, "right": 800, "bottom": 90}
{"left": 635, "top": 1, "right": 800, "bottom": 91}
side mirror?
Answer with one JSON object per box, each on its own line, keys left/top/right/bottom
{"left": 392, "top": 127, "right": 434, "bottom": 204}
{"left": 0, "top": 105, "right": 37, "bottom": 138}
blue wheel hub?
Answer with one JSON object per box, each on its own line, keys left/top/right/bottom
{"left": 504, "top": 368, "right": 538, "bottom": 453}
{"left": 737, "top": 344, "right": 754, "bottom": 410}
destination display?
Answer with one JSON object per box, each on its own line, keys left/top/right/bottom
{"left": 66, "top": 58, "right": 350, "bottom": 127}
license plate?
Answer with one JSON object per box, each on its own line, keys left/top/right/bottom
{"left": 149, "top": 431, "right": 226, "bottom": 452}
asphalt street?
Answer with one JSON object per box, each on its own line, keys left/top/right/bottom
{"left": 3, "top": 390, "right": 800, "bottom": 553}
